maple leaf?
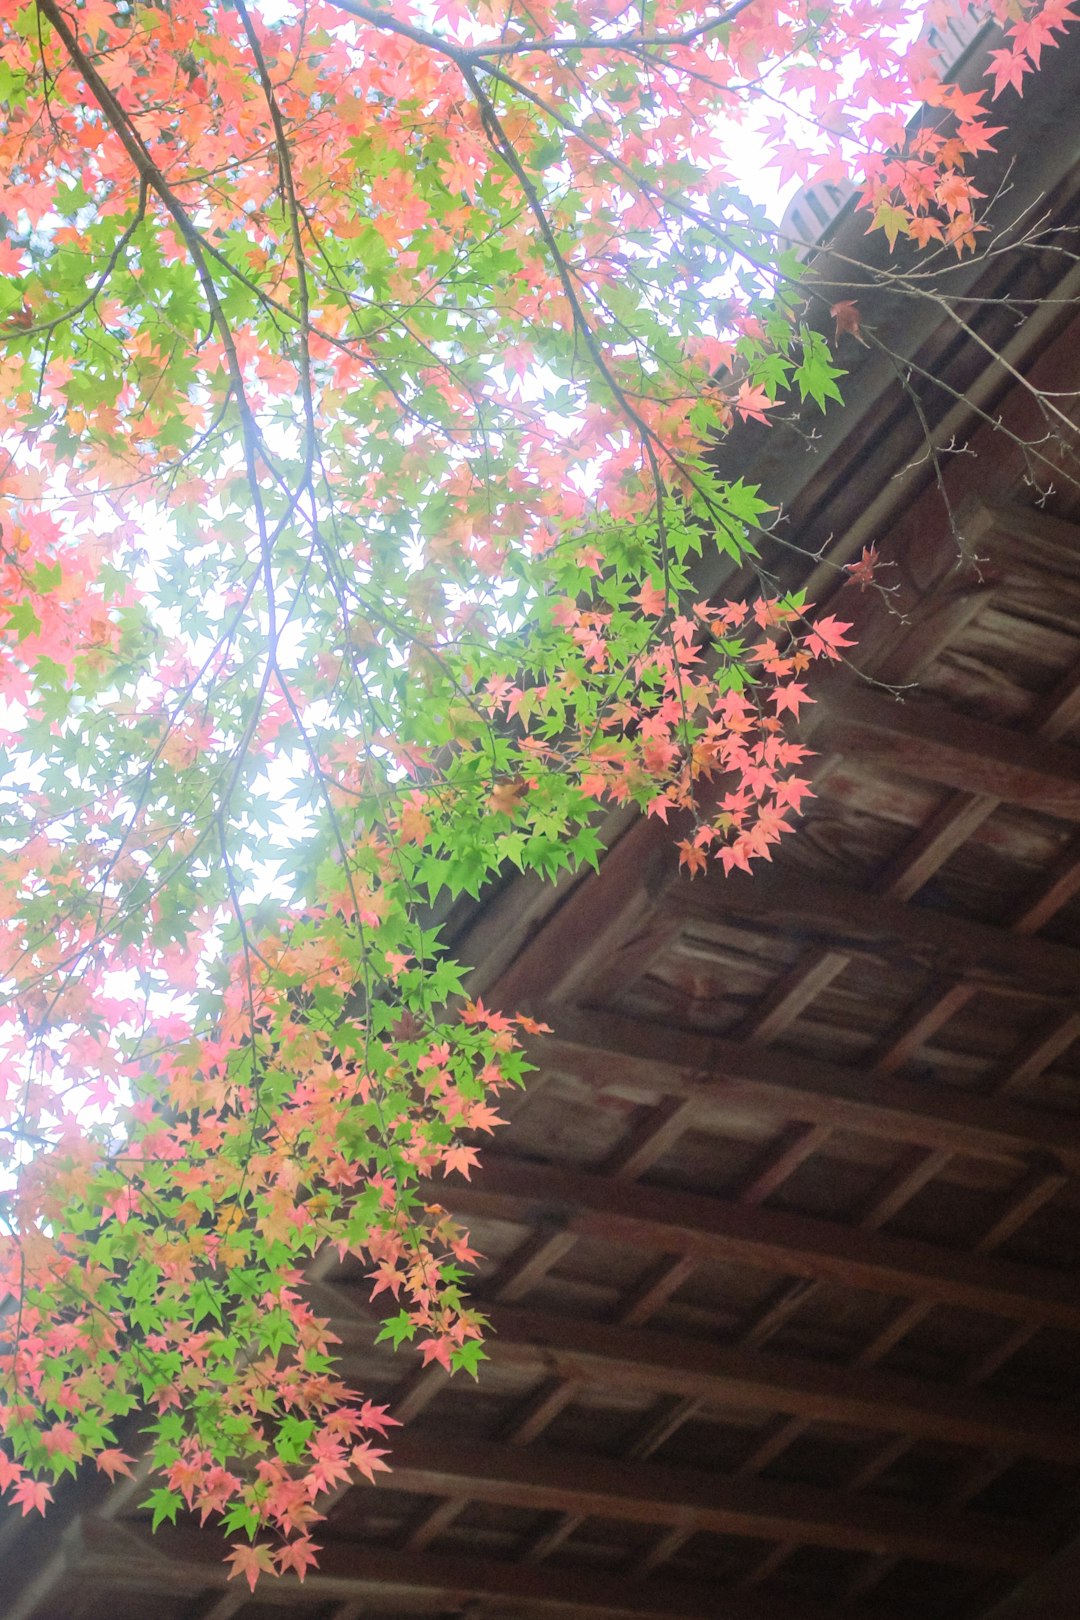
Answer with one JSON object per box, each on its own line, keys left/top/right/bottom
{"left": 908, "top": 213, "right": 945, "bottom": 248}
{"left": 830, "top": 301, "right": 866, "bottom": 346}
{"left": 804, "top": 616, "right": 855, "bottom": 660}
{"left": 773, "top": 775, "right": 815, "bottom": 813}
{"left": 358, "top": 1399, "right": 402, "bottom": 1436}
{"left": 461, "top": 998, "right": 512, "bottom": 1031}
{"left": 769, "top": 683, "right": 811, "bottom": 719}
{"left": 350, "top": 1442, "right": 391, "bottom": 1483}
{"left": 419, "top": 1336, "right": 453, "bottom": 1370}
{"left": 870, "top": 202, "right": 909, "bottom": 251}
{"left": 95, "top": 1448, "right": 136, "bottom": 1481}
{"left": 442, "top": 1143, "right": 480, "bottom": 1180}
{"left": 676, "top": 839, "right": 708, "bottom": 877}
{"left": 396, "top": 791, "right": 431, "bottom": 846}
{"left": 515, "top": 1013, "right": 552, "bottom": 1036}
{"left": 10, "top": 1478, "right": 52, "bottom": 1517}
{"left": 988, "top": 45, "right": 1030, "bottom": 98}
{"left": 368, "top": 1260, "right": 405, "bottom": 1300}
{"left": 275, "top": 1537, "right": 321, "bottom": 1580}
{"left": 458, "top": 1100, "right": 505, "bottom": 1135}
{"left": 734, "top": 382, "right": 777, "bottom": 424}
{"left": 844, "top": 544, "right": 882, "bottom": 591}
{"left": 488, "top": 776, "right": 530, "bottom": 815}
{"left": 633, "top": 580, "right": 668, "bottom": 616}
{"left": 225, "top": 1542, "right": 277, "bottom": 1593}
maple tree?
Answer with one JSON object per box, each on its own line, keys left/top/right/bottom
{"left": 0, "top": 0, "right": 1073, "bottom": 1583}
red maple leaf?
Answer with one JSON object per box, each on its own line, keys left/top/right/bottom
{"left": 10, "top": 1478, "right": 52, "bottom": 1517}
{"left": 274, "top": 1538, "right": 321, "bottom": 1581}
{"left": 844, "top": 544, "right": 881, "bottom": 591}
{"left": 350, "top": 1441, "right": 391, "bottom": 1483}
{"left": 988, "top": 45, "right": 1030, "bottom": 98}
{"left": 804, "top": 615, "right": 855, "bottom": 660}
{"left": 633, "top": 580, "right": 668, "bottom": 616}
{"left": 769, "top": 683, "right": 811, "bottom": 718}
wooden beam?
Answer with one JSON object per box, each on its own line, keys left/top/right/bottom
{"left": 1013, "top": 832, "right": 1080, "bottom": 934}
{"left": 390, "top": 1363, "right": 450, "bottom": 1424}
{"left": 838, "top": 639, "right": 1080, "bottom": 909}
{"left": 736, "top": 946, "right": 851, "bottom": 1043}
{"left": 976, "top": 1167, "right": 1068, "bottom": 1251}
{"left": 739, "top": 1160, "right": 1065, "bottom": 1597}
{"left": 712, "top": 647, "right": 1080, "bottom": 1076}
{"left": 968, "top": 506, "right": 1080, "bottom": 601}
{"left": 811, "top": 684, "right": 1080, "bottom": 820}
{"left": 871, "top": 980, "right": 980, "bottom": 1073}
{"left": 994, "top": 1010, "right": 1080, "bottom": 1095}
{"left": 534, "top": 1007, "right": 1080, "bottom": 1172}
{"left": 733, "top": 1123, "right": 833, "bottom": 1205}
{"left": 484, "top": 1226, "right": 578, "bottom": 1302}
{"left": 486, "top": 813, "right": 659, "bottom": 1009}
{"left": 615, "top": 1253, "right": 696, "bottom": 1327}
{"left": 77, "top": 1400, "right": 1023, "bottom": 1604}
{"left": 328, "top": 1431, "right": 1046, "bottom": 1570}
{"left": 663, "top": 864, "right": 1080, "bottom": 998}
{"left": 603, "top": 1096, "right": 695, "bottom": 1180}
{"left": 874, "top": 791, "right": 999, "bottom": 903}
{"left": 195, "top": 1597, "right": 245, "bottom": 1620}
{"left": 855, "top": 1146, "right": 953, "bottom": 1229}
{"left": 401, "top": 1493, "right": 464, "bottom": 1554}
{"left": 503, "top": 1375, "right": 580, "bottom": 1446}
{"left": 440, "top": 1159, "right": 1080, "bottom": 1331}
{"left": 477, "top": 1306, "right": 1080, "bottom": 1465}
{"left": 69, "top": 1516, "right": 912, "bottom": 1620}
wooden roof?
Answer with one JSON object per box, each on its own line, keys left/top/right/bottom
{"left": 7, "top": 18, "right": 1080, "bottom": 1620}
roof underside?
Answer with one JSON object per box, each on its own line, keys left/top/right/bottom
{"left": 7, "top": 21, "right": 1080, "bottom": 1620}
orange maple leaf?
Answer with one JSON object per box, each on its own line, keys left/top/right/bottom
{"left": 95, "top": 1448, "right": 136, "bottom": 1481}
{"left": 830, "top": 300, "right": 866, "bottom": 345}
{"left": 488, "top": 777, "right": 529, "bottom": 815}
{"left": 677, "top": 838, "right": 708, "bottom": 876}
{"left": 225, "top": 1541, "right": 276, "bottom": 1593}
{"left": 443, "top": 1143, "right": 481, "bottom": 1180}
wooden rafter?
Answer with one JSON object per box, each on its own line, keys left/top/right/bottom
{"left": 318, "top": 1288, "right": 1080, "bottom": 1466}
{"left": 438, "top": 1158, "right": 1080, "bottom": 1330}
{"left": 811, "top": 683, "right": 1080, "bottom": 819}
{"left": 466, "top": 1307, "right": 1080, "bottom": 1464}
{"left": 57, "top": 1516, "right": 923, "bottom": 1620}
{"left": 534, "top": 1007, "right": 1080, "bottom": 1170}
{"left": 358, "top": 1432, "right": 1049, "bottom": 1569}
{"left": 664, "top": 866, "right": 1080, "bottom": 997}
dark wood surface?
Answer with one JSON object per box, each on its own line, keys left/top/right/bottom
{"left": 6, "top": 18, "right": 1080, "bottom": 1620}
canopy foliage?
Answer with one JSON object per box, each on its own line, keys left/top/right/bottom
{"left": 0, "top": 0, "right": 1071, "bottom": 1581}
